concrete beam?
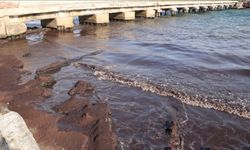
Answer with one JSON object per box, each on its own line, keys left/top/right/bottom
{"left": 112, "top": 12, "right": 135, "bottom": 20}
{"left": 136, "top": 9, "right": 155, "bottom": 18}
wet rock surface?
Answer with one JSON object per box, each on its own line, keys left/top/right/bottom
{"left": 68, "top": 80, "right": 94, "bottom": 96}
{"left": 0, "top": 55, "right": 117, "bottom": 150}
{"left": 36, "top": 61, "right": 69, "bottom": 75}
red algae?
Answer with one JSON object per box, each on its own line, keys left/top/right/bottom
{"left": 0, "top": 55, "right": 117, "bottom": 150}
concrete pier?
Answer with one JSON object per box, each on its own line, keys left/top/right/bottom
{"left": 84, "top": 14, "right": 109, "bottom": 25}
{"left": 112, "top": 12, "right": 135, "bottom": 20}
{"left": 182, "top": 7, "right": 190, "bottom": 13}
{"left": 136, "top": 9, "right": 155, "bottom": 18}
{"left": 0, "top": 0, "right": 238, "bottom": 39}
{"left": 170, "top": 7, "right": 178, "bottom": 16}
{"left": 41, "top": 14, "right": 74, "bottom": 31}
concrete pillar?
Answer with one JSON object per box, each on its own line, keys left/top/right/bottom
{"left": 224, "top": 4, "right": 229, "bottom": 9}
{"left": 200, "top": 6, "right": 208, "bottom": 12}
{"left": 229, "top": 4, "right": 234, "bottom": 9}
{"left": 193, "top": 6, "right": 200, "bottom": 13}
{"left": 113, "top": 12, "right": 135, "bottom": 21}
{"left": 182, "top": 7, "right": 189, "bottom": 13}
{"left": 82, "top": 14, "right": 109, "bottom": 25}
{"left": 170, "top": 7, "right": 178, "bottom": 16}
{"left": 136, "top": 9, "right": 155, "bottom": 18}
{"left": 161, "top": 10, "right": 167, "bottom": 16}
{"left": 217, "top": 5, "right": 224, "bottom": 10}
{"left": 41, "top": 16, "right": 74, "bottom": 31}
{"left": 0, "top": 17, "right": 7, "bottom": 39}
{"left": 208, "top": 6, "right": 216, "bottom": 11}
{"left": 155, "top": 9, "right": 162, "bottom": 17}
{"left": 0, "top": 17, "right": 27, "bottom": 39}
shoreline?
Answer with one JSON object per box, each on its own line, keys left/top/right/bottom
{"left": 0, "top": 53, "right": 249, "bottom": 149}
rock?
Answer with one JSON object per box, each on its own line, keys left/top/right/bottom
{"left": 41, "top": 88, "right": 52, "bottom": 98}
{"left": 165, "top": 120, "right": 174, "bottom": 134}
{"left": 200, "top": 146, "right": 211, "bottom": 150}
{"left": 36, "top": 61, "right": 69, "bottom": 75}
{"left": 68, "top": 80, "right": 94, "bottom": 96}
{"left": 164, "top": 147, "right": 171, "bottom": 150}
{"left": 165, "top": 120, "right": 183, "bottom": 149}
{"left": 36, "top": 75, "right": 56, "bottom": 88}
{"left": 5, "top": 22, "right": 27, "bottom": 37}
{"left": 53, "top": 97, "right": 89, "bottom": 114}
{"left": 57, "top": 100, "right": 116, "bottom": 150}
{"left": 22, "top": 52, "right": 31, "bottom": 57}
{"left": 0, "top": 111, "right": 40, "bottom": 150}
{"left": 0, "top": 134, "right": 9, "bottom": 150}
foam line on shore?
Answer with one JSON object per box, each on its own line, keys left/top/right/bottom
{"left": 77, "top": 63, "right": 250, "bottom": 119}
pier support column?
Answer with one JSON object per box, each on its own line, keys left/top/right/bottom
{"left": 224, "top": 4, "right": 229, "bottom": 9}
{"left": 0, "top": 17, "right": 27, "bottom": 39}
{"left": 200, "top": 6, "right": 208, "bottom": 12}
{"left": 41, "top": 13, "right": 74, "bottom": 31}
{"left": 192, "top": 6, "right": 200, "bottom": 13}
{"left": 208, "top": 6, "right": 216, "bottom": 11}
{"left": 182, "top": 7, "right": 189, "bottom": 13}
{"left": 112, "top": 12, "right": 135, "bottom": 21}
{"left": 170, "top": 7, "right": 178, "bottom": 16}
{"left": 80, "top": 14, "right": 109, "bottom": 25}
{"left": 217, "top": 5, "right": 224, "bottom": 10}
{"left": 136, "top": 9, "right": 155, "bottom": 18}
{"left": 156, "top": 9, "right": 162, "bottom": 17}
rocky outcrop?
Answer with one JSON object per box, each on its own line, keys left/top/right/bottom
{"left": 0, "top": 111, "right": 40, "bottom": 150}
{"left": 0, "top": 55, "right": 117, "bottom": 150}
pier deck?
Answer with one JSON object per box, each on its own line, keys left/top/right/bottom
{"left": 0, "top": 0, "right": 238, "bottom": 39}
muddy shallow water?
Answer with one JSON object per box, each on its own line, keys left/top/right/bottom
{"left": 1, "top": 9, "right": 250, "bottom": 149}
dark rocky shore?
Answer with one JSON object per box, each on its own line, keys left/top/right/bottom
{"left": 0, "top": 55, "right": 116, "bottom": 150}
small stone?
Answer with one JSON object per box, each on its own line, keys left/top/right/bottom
{"left": 36, "top": 75, "right": 56, "bottom": 88}
{"left": 41, "top": 88, "right": 52, "bottom": 98}
{"left": 200, "top": 146, "right": 211, "bottom": 150}
{"left": 22, "top": 52, "right": 31, "bottom": 57}
{"left": 165, "top": 120, "right": 174, "bottom": 134}
{"left": 164, "top": 146, "right": 171, "bottom": 150}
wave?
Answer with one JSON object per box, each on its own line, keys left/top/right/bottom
{"left": 78, "top": 63, "right": 250, "bottom": 119}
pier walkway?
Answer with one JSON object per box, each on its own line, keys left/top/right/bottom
{"left": 0, "top": 1, "right": 238, "bottom": 39}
